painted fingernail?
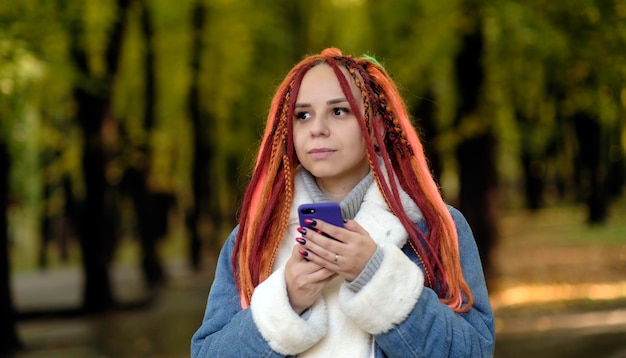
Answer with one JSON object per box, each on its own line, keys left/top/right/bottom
{"left": 304, "top": 218, "right": 317, "bottom": 226}
{"left": 298, "top": 249, "right": 308, "bottom": 257}
{"left": 295, "top": 237, "right": 306, "bottom": 245}
{"left": 297, "top": 227, "right": 307, "bottom": 235}
{"left": 343, "top": 219, "right": 348, "bottom": 224}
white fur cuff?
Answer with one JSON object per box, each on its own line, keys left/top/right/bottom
{"left": 338, "top": 245, "right": 424, "bottom": 334}
{"left": 250, "top": 267, "right": 328, "bottom": 355}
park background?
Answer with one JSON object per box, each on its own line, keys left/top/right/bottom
{"left": 1, "top": 0, "right": 625, "bottom": 357}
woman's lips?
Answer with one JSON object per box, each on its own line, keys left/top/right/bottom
{"left": 308, "top": 148, "right": 336, "bottom": 159}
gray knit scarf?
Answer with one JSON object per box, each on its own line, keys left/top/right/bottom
{"left": 299, "top": 168, "right": 374, "bottom": 220}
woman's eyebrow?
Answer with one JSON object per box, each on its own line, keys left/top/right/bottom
{"left": 327, "top": 98, "right": 348, "bottom": 105}
{"left": 295, "top": 98, "right": 347, "bottom": 108}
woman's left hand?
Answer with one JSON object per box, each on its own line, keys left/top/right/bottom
{"left": 296, "top": 219, "right": 377, "bottom": 281}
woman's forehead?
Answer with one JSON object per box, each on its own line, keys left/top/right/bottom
{"left": 298, "top": 63, "right": 361, "bottom": 100}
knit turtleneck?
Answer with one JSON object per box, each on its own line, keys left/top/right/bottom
{"left": 300, "top": 168, "right": 374, "bottom": 220}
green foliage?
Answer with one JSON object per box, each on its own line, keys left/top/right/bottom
{"left": 0, "top": 0, "right": 624, "bottom": 258}
{"left": 0, "top": 34, "right": 45, "bottom": 212}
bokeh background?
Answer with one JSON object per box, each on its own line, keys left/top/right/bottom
{"left": 1, "top": 0, "right": 625, "bottom": 357}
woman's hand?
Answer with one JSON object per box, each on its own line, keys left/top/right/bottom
{"left": 284, "top": 244, "right": 337, "bottom": 314}
{"left": 296, "top": 219, "right": 377, "bottom": 282}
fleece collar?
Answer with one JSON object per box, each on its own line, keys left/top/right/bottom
{"left": 251, "top": 166, "right": 425, "bottom": 356}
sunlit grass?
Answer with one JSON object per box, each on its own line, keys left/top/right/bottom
{"left": 491, "top": 282, "right": 626, "bottom": 310}
{"left": 500, "top": 196, "right": 626, "bottom": 247}
{"left": 493, "top": 196, "right": 626, "bottom": 311}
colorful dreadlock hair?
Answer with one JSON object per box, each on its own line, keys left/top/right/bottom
{"left": 233, "top": 48, "right": 473, "bottom": 313}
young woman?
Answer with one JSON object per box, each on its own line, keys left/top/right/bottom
{"left": 191, "top": 48, "right": 495, "bottom": 357}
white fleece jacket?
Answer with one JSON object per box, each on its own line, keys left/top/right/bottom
{"left": 250, "top": 171, "right": 425, "bottom": 357}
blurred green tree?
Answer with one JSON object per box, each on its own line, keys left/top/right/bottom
{"left": 0, "top": 1, "right": 625, "bottom": 352}
{"left": 0, "top": 32, "right": 46, "bottom": 354}
{"left": 67, "top": 0, "right": 131, "bottom": 312}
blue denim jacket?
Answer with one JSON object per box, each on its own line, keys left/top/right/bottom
{"left": 191, "top": 207, "right": 495, "bottom": 357}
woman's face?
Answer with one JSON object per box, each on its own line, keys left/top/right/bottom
{"left": 293, "top": 64, "right": 370, "bottom": 191}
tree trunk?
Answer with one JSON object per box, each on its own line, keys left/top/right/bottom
{"left": 0, "top": 143, "right": 21, "bottom": 353}
{"left": 517, "top": 111, "right": 545, "bottom": 211}
{"left": 133, "top": 0, "right": 165, "bottom": 287}
{"left": 186, "top": 0, "right": 214, "bottom": 269}
{"left": 71, "top": 0, "right": 130, "bottom": 312}
{"left": 521, "top": 152, "right": 545, "bottom": 211}
{"left": 573, "top": 111, "right": 608, "bottom": 223}
{"left": 74, "top": 87, "right": 115, "bottom": 312}
{"left": 455, "top": 135, "right": 499, "bottom": 287}
{"left": 453, "top": 20, "right": 499, "bottom": 288}
{"left": 412, "top": 91, "right": 443, "bottom": 187}
{"left": 607, "top": 112, "right": 624, "bottom": 199}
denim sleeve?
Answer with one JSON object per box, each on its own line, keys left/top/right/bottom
{"left": 190, "top": 227, "right": 285, "bottom": 358}
{"left": 373, "top": 207, "right": 496, "bottom": 357}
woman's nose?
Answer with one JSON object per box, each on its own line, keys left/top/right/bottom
{"left": 309, "top": 116, "right": 329, "bottom": 136}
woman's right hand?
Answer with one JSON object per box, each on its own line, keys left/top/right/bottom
{"left": 284, "top": 242, "right": 337, "bottom": 314}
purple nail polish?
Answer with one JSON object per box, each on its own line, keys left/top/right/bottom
{"left": 295, "top": 237, "right": 306, "bottom": 245}
{"left": 298, "top": 249, "right": 308, "bottom": 257}
{"left": 297, "top": 227, "right": 307, "bottom": 235}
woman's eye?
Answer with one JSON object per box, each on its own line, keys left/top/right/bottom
{"left": 333, "top": 107, "right": 350, "bottom": 116}
{"left": 295, "top": 111, "right": 311, "bottom": 120}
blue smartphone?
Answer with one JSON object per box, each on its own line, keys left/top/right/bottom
{"left": 298, "top": 202, "right": 344, "bottom": 231}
